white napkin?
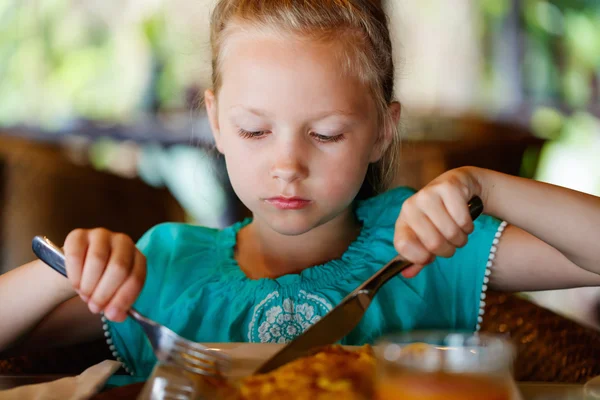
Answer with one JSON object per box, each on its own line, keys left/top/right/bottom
{"left": 0, "top": 360, "right": 121, "bottom": 400}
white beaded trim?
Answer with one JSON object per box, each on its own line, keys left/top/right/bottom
{"left": 475, "top": 221, "right": 508, "bottom": 332}
{"left": 101, "top": 315, "right": 135, "bottom": 376}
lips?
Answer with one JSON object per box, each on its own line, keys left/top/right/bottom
{"left": 265, "top": 196, "right": 311, "bottom": 210}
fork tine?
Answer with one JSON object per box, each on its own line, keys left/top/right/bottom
{"left": 171, "top": 351, "right": 218, "bottom": 369}
{"left": 172, "top": 363, "right": 220, "bottom": 378}
{"left": 163, "top": 384, "right": 194, "bottom": 400}
{"left": 150, "top": 376, "right": 195, "bottom": 400}
{"left": 178, "top": 357, "right": 229, "bottom": 374}
{"left": 163, "top": 395, "right": 190, "bottom": 400}
{"left": 165, "top": 384, "right": 194, "bottom": 394}
{"left": 163, "top": 388, "right": 193, "bottom": 400}
{"left": 172, "top": 342, "right": 232, "bottom": 365}
{"left": 174, "top": 339, "right": 232, "bottom": 361}
{"left": 170, "top": 352, "right": 225, "bottom": 377}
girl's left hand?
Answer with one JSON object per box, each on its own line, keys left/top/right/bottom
{"left": 394, "top": 167, "right": 485, "bottom": 278}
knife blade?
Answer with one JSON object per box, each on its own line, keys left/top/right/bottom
{"left": 253, "top": 196, "right": 484, "bottom": 374}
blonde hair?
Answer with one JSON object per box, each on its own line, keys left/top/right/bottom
{"left": 209, "top": 0, "right": 400, "bottom": 195}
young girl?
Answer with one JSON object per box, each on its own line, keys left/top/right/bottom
{"left": 1, "top": 0, "right": 599, "bottom": 382}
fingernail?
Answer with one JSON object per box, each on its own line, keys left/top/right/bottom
{"left": 105, "top": 307, "right": 120, "bottom": 320}
{"left": 88, "top": 302, "right": 101, "bottom": 314}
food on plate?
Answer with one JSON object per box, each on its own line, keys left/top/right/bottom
{"left": 192, "top": 345, "right": 376, "bottom": 399}
{"left": 236, "top": 345, "right": 375, "bottom": 399}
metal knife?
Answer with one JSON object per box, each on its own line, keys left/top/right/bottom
{"left": 254, "top": 196, "right": 484, "bottom": 374}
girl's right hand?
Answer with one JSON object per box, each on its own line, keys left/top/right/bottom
{"left": 63, "top": 228, "right": 146, "bottom": 322}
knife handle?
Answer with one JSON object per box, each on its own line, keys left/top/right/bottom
{"left": 360, "top": 196, "right": 484, "bottom": 295}
{"left": 467, "top": 196, "right": 484, "bottom": 220}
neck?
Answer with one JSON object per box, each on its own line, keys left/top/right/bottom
{"left": 235, "top": 208, "right": 361, "bottom": 279}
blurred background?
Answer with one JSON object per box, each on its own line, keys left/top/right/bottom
{"left": 0, "top": 0, "right": 599, "bottom": 328}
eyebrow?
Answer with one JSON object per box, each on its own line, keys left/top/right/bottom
{"left": 229, "top": 106, "right": 272, "bottom": 118}
{"left": 228, "top": 105, "right": 359, "bottom": 120}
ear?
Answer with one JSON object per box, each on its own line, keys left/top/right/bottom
{"left": 389, "top": 101, "right": 402, "bottom": 127}
{"left": 370, "top": 101, "right": 401, "bottom": 163}
{"left": 205, "top": 89, "right": 224, "bottom": 153}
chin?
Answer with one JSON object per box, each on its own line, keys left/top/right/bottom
{"left": 269, "top": 220, "right": 317, "bottom": 236}
{"left": 262, "top": 213, "right": 321, "bottom": 237}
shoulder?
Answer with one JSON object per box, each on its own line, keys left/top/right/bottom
{"left": 133, "top": 221, "right": 235, "bottom": 312}
{"left": 136, "top": 222, "right": 219, "bottom": 256}
{"left": 135, "top": 222, "right": 225, "bottom": 281}
{"left": 343, "top": 186, "right": 416, "bottom": 267}
{"left": 355, "top": 186, "right": 416, "bottom": 229}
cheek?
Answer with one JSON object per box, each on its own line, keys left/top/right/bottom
{"left": 221, "top": 139, "right": 263, "bottom": 196}
{"left": 224, "top": 157, "right": 256, "bottom": 208}
{"left": 225, "top": 149, "right": 254, "bottom": 180}
{"left": 317, "top": 151, "right": 370, "bottom": 201}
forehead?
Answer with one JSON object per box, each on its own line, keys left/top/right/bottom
{"left": 216, "top": 26, "right": 374, "bottom": 118}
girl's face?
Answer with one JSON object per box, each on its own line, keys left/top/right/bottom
{"left": 206, "top": 29, "right": 390, "bottom": 236}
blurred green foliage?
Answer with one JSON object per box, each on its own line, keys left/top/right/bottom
{"left": 1, "top": 0, "right": 598, "bottom": 136}
{"left": 0, "top": 0, "right": 205, "bottom": 128}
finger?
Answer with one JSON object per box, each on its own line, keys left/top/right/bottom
{"left": 420, "top": 195, "right": 468, "bottom": 248}
{"left": 401, "top": 264, "right": 426, "bottom": 279}
{"left": 104, "top": 251, "right": 146, "bottom": 322}
{"left": 88, "top": 234, "right": 135, "bottom": 314}
{"left": 394, "top": 223, "right": 434, "bottom": 265}
{"left": 79, "top": 229, "right": 112, "bottom": 307}
{"left": 405, "top": 208, "right": 456, "bottom": 258}
{"left": 63, "top": 229, "right": 89, "bottom": 293}
{"left": 441, "top": 186, "right": 475, "bottom": 234}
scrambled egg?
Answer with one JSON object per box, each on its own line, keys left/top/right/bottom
{"left": 237, "top": 345, "right": 375, "bottom": 400}
{"left": 203, "top": 345, "right": 376, "bottom": 400}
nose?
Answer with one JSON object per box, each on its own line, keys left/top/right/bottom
{"left": 270, "top": 136, "right": 308, "bottom": 184}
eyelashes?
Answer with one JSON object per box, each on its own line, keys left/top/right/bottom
{"left": 311, "top": 133, "right": 345, "bottom": 143}
{"left": 237, "top": 129, "right": 268, "bottom": 139}
{"left": 237, "top": 129, "right": 345, "bottom": 143}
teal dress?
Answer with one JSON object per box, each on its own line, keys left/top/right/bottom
{"left": 103, "top": 186, "right": 503, "bottom": 381}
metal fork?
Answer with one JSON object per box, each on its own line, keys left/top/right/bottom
{"left": 149, "top": 376, "right": 195, "bottom": 400}
{"left": 32, "top": 235, "right": 231, "bottom": 378}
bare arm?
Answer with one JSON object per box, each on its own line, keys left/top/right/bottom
{"left": 1, "top": 297, "right": 104, "bottom": 357}
{"left": 0, "top": 260, "right": 103, "bottom": 353}
{"left": 394, "top": 167, "right": 600, "bottom": 292}
{"left": 490, "top": 225, "right": 600, "bottom": 291}
{"left": 480, "top": 168, "right": 600, "bottom": 279}
{"left": 0, "top": 228, "right": 145, "bottom": 354}
{"left": 475, "top": 168, "right": 600, "bottom": 291}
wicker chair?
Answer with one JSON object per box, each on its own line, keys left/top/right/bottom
{"left": 481, "top": 292, "right": 600, "bottom": 383}
{"left": 0, "top": 135, "right": 186, "bottom": 274}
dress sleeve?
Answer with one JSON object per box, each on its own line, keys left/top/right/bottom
{"left": 432, "top": 215, "right": 507, "bottom": 331}
{"left": 102, "top": 223, "right": 175, "bottom": 378}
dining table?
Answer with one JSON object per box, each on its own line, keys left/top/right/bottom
{"left": 0, "top": 373, "right": 590, "bottom": 400}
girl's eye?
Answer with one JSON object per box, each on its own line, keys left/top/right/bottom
{"left": 238, "top": 129, "right": 269, "bottom": 139}
{"left": 237, "top": 129, "right": 344, "bottom": 143}
{"left": 311, "top": 132, "right": 345, "bottom": 143}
